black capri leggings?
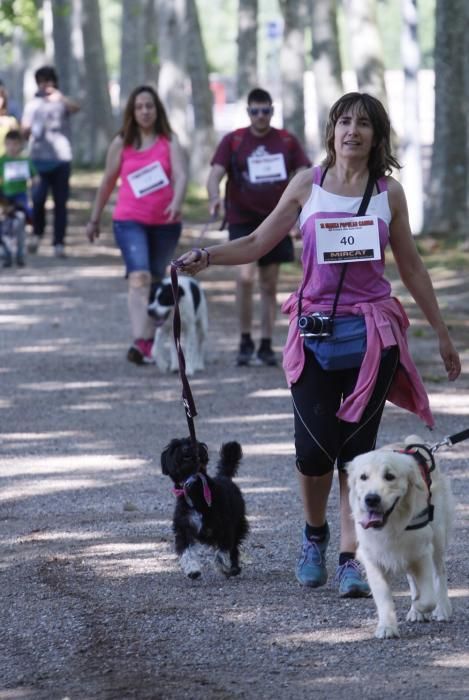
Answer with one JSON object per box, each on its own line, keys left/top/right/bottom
{"left": 291, "top": 346, "right": 399, "bottom": 477}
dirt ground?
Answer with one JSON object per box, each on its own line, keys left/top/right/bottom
{"left": 1, "top": 177, "right": 469, "bottom": 700}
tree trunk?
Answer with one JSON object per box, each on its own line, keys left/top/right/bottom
{"left": 143, "top": 0, "right": 159, "bottom": 85}
{"left": 237, "top": 0, "right": 258, "bottom": 99}
{"left": 185, "top": 0, "right": 217, "bottom": 185}
{"left": 51, "top": 0, "right": 72, "bottom": 96}
{"left": 52, "top": 0, "right": 88, "bottom": 165}
{"left": 311, "top": 0, "right": 343, "bottom": 144}
{"left": 423, "top": 0, "right": 468, "bottom": 235}
{"left": 279, "top": 0, "right": 307, "bottom": 143}
{"left": 400, "top": 0, "right": 423, "bottom": 233}
{"left": 120, "top": 0, "right": 145, "bottom": 112}
{"left": 80, "top": 0, "right": 115, "bottom": 165}
{"left": 343, "top": 0, "right": 387, "bottom": 106}
{"left": 156, "top": 0, "right": 190, "bottom": 150}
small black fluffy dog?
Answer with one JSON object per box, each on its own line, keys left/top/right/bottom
{"left": 161, "top": 437, "right": 249, "bottom": 579}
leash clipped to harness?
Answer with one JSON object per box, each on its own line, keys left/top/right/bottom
{"left": 396, "top": 428, "right": 469, "bottom": 531}
{"left": 430, "top": 427, "right": 469, "bottom": 454}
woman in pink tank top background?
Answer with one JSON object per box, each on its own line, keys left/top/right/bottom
{"left": 86, "top": 85, "right": 187, "bottom": 365}
{"left": 177, "top": 93, "right": 461, "bottom": 599}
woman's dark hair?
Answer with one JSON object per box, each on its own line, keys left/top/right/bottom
{"left": 35, "top": 65, "right": 58, "bottom": 87}
{"left": 0, "top": 85, "right": 9, "bottom": 114}
{"left": 121, "top": 85, "right": 173, "bottom": 147}
{"left": 322, "top": 92, "right": 401, "bottom": 178}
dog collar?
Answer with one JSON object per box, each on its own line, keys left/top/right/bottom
{"left": 405, "top": 504, "right": 434, "bottom": 530}
{"left": 394, "top": 446, "right": 435, "bottom": 531}
{"left": 173, "top": 472, "right": 212, "bottom": 508}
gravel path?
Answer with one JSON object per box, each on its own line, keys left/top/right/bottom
{"left": 1, "top": 212, "right": 468, "bottom": 699}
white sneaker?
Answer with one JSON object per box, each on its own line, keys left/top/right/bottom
{"left": 54, "top": 244, "right": 66, "bottom": 258}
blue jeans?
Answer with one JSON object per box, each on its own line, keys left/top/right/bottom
{"left": 32, "top": 161, "right": 71, "bottom": 245}
{"left": 113, "top": 220, "right": 182, "bottom": 281}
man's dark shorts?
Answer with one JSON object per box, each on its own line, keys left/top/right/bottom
{"left": 228, "top": 222, "right": 294, "bottom": 267}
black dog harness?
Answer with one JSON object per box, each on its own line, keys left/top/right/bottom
{"left": 394, "top": 444, "right": 435, "bottom": 531}
{"left": 172, "top": 473, "right": 212, "bottom": 508}
{"left": 395, "top": 428, "right": 469, "bottom": 531}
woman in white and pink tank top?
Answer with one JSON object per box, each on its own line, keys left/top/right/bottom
{"left": 86, "top": 85, "right": 188, "bottom": 365}
{"left": 176, "top": 93, "right": 461, "bottom": 598}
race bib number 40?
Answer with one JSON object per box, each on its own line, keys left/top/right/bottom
{"left": 247, "top": 153, "right": 287, "bottom": 183}
{"left": 316, "top": 215, "right": 381, "bottom": 264}
{"left": 127, "top": 161, "right": 169, "bottom": 198}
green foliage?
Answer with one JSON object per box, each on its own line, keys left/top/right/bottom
{"left": 183, "top": 182, "right": 210, "bottom": 223}
{"left": 99, "top": 0, "right": 122, "bottom": 78}
{"left": 0, "top": 0, "right": 43, "bottom": 49}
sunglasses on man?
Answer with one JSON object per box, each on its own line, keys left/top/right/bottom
{"left": 248, "top": 107, "right": 272, "bottom": 116}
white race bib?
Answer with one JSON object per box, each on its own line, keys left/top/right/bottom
{"left": 4, "top": 160, "right": 31, "bottom": 182}
{"left": 316, "top": 215, "right": 381, "bottom": 264}
{"left": 247, "top": 153, "right": 287, "bottom": 183}
{"left": 127, "top": 161, "right": 169, "bottom": 198}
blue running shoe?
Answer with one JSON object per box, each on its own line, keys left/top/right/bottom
{"left": 334, "top": 559, "right": 371, "bottom": 598}
{"left": 295, "top": 525, "right": 330, "bottom": 588}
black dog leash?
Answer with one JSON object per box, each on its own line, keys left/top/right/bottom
{"left": 429, "top": 428, "right": 469, "bottom": 453}
{"left": 168, "top": 213, "right": 219, "bottom": 448}
{"left": 170, "top": 262, "right": 199, "bottom": 453}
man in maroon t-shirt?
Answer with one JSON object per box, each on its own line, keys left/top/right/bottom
{"left": 207, "top": 87, "right": 310, "bottom": 366}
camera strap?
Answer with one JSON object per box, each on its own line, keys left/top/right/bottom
{"left": 298, "top": 170, "right": 376, "bottom": 318}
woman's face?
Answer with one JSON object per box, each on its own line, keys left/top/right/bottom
{"left": 333, "top": 105, "right": 375, "bottom": 161}
{"left": 134, "top": 91, "right": 157, "bottom": 131}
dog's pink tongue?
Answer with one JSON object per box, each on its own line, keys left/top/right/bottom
{"left": 360, "top": 511, "right": 384, "bottom": 529}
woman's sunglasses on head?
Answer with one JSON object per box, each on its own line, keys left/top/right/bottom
{"left": 248, "top": 107, "right": 272, "bottom": 116}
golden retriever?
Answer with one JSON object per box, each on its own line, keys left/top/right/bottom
{"left": 346, "top": 435, "right": 453, "bottom": 639}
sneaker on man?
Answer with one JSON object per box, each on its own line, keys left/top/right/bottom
{"left": 236, "top": 337, "right": 255, "bottom": 366}
{"left": 54, "top": 244, "right": 66, "bottom": 258}
{"left": 127, "top": 338, "right": 155, "bottom": 365}
{"left": 334, "top": 559, "right": 371, "bottom": 598}
{"left": 295, "top": 526, "right": 330, "bottom": 588}
{"left": 253, "top": 346, "right": 278, "bottom": 366}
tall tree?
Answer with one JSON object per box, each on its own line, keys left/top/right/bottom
{"left": 51, "top": 0, "right": 88, "bottom": 165}
{"left": 401, "top": 0, "right": 423, "bottom": 233}
{"left": 80, "top": 0, "right": 114, "bottom": 164}
{"left": 51, "top": 0, "right": 72, "bottom": 95}
{"left": 186, "top": 0, "right": 216, "bottom": 184}
{"left": 143, "top": 0, "right": 159, "bottom": 84}
{"left": 156, "top": 0, "right": 190, "bottom": 149}
{"left": 423, "top": 0, "right": 467, "bottom": 235}
{"left": 237, "top": 0, "right": 258, "bottom": 99}
{"left": 311, "top": 0, "right": 343, "bottom": 145}
{"left": 343, "top": 0, "right": 387, "bottom": 105}
{"left": 279, "top": 0, "right": 307, "bottom": 143}
{"left": 120, "top": 0, "right": 145, "bottom": 112}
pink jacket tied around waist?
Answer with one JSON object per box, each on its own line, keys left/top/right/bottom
{"left": 281, "top": 295, "right": 434, "bottom": 428}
